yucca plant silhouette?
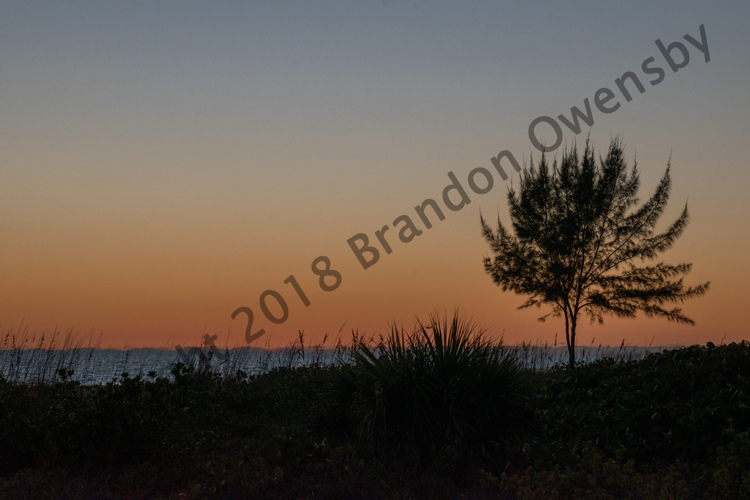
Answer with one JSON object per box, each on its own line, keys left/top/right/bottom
{"left": 324, "top": 311, "right": 536, "bottom": 469}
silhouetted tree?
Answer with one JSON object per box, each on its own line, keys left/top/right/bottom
{"left": 481, "top": 138, "right": 709, "bottom": 368}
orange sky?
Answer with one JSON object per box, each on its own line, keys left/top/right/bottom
{"left": 2, "top": 3, "right": 748, "bottom": 349}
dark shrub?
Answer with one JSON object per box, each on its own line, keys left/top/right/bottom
{"left": 323, "top": 312, "right": 537, "bottom": 469}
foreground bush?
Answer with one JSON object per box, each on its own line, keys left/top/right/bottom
{"left": 0, "top": 363, "right": 329, "bottom": 476}
{"left": 535, "top": 341, "right": 750, "bottom": 463}
{"left": 524, "top": 341, "right": 750, "bottom": 497}
{"left": 322, "top": 312, "right": 537, "bottom": 469}
{"left": 1, "top": 338, "right": 749, "bottom": 498}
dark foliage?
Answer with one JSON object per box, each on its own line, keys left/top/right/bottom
{"left": 1, "top": 340, "right": 749, "bottom": 498}
{"left": 482, "top": 138, "right": 710, "bottom": 367}
{"left": 321, "top": 312, "right": 537, "bottom": 470}
{"left": 521, "top": 341, "right": 750, "bottom": 497}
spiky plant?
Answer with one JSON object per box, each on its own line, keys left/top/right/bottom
{"left": 323, "top": 311, "right": 536, "bottom": 469}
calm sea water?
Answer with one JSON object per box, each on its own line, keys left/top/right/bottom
{"left": 0, "top": 344, "right": 678, "bottom": 385}
{"left": 0, "top": 346, "right": 344, "bottom": 385}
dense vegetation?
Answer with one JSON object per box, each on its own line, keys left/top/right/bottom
{"left": 1, "top": 330, "right": 748, "bottom": 499}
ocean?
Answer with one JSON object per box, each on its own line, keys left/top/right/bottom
{"left": 0, "top": 344, "right": 679, "bottom": 386}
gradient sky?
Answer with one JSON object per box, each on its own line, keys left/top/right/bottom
{"left": 2, "top": 1, "right": 749, "bottom": 349}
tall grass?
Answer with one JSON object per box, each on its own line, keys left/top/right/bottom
{"left": 0, "top": 324, "right": 354, "bottom": 385}
{"left": 1, "top": 319, "right": 672, "bottom": 387}
{"left": 0, "top": 324, "right": 103, "bottom": 384}
{"left": 0, "top": 324, "right": 181, "bottom": 385}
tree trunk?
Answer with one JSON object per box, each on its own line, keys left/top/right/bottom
{"left": 568, "top": 312, "right": 578, "bottom": 369}
{"left": 563, "top": 307, "right": 574, "bottom": 370}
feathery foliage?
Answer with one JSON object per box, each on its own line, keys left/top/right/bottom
{"left": 481, "top": 138, "right": 710, "bottom": 368}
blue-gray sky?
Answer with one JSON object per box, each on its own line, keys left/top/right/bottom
{"left": 2, "top": 1, "right": 748, "bottom": 347}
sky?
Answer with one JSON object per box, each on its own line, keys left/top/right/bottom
{"left": 2, "top": 1, "right": 749, "bottom": 349}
